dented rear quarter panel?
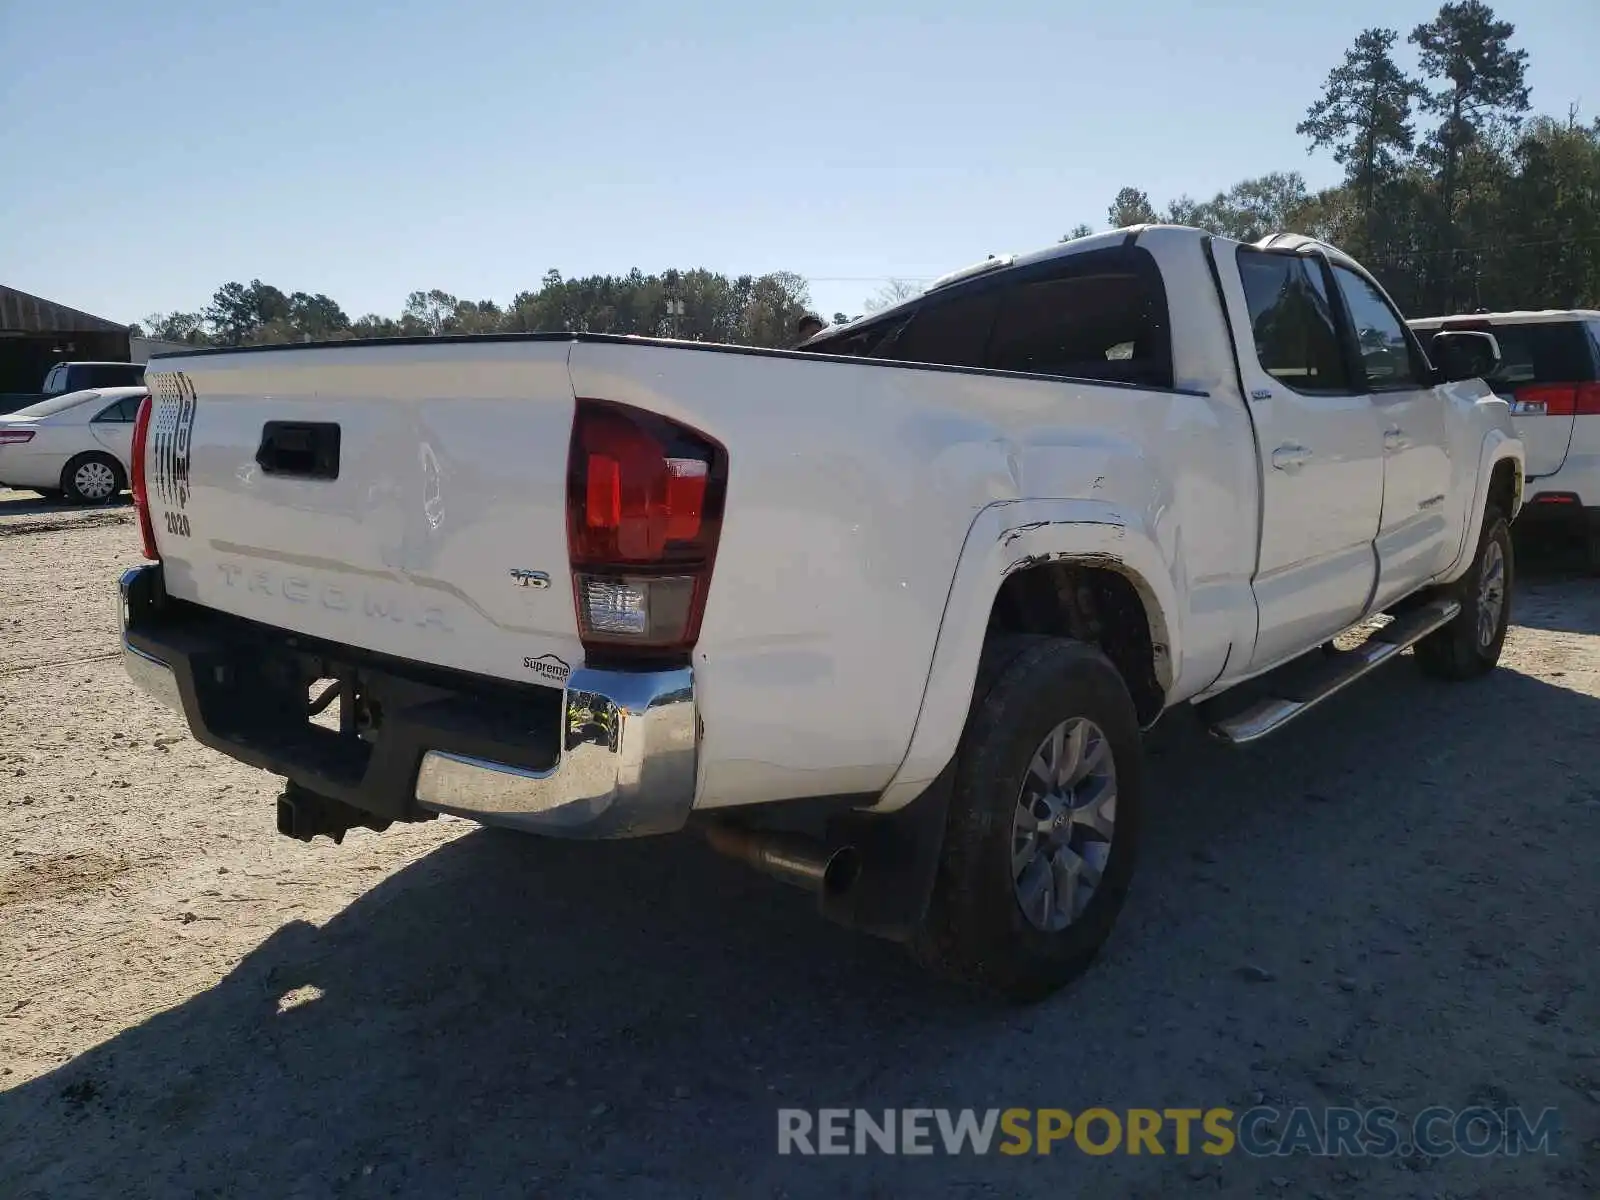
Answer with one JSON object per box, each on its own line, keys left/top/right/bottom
{"left": 569, "top": 264, "right": 1259, "bottom": 810}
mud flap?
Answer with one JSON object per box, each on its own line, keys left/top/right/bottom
{"left": 817, "top": 762, "right": 955, "bottom": 943}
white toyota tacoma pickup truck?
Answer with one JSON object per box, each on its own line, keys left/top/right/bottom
{"left": 120, "top": 226, "right": 1523, "bottom": 999}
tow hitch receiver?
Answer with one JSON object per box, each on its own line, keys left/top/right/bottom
{"left": 276, "top": 781, "right": 393, "bottom": 845}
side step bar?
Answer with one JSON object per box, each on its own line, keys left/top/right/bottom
{"left": 1204, "top": 599, "right": 1461, "bottom": 745}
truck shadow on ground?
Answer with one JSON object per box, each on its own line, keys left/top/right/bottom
{"left": 3, "top": 656, "right": 1598, "bottom": 1197}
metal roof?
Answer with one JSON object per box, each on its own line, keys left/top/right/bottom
{"left": 0, "top": 284, "right": 129, "bottom": 335}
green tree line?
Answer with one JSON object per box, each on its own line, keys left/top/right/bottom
{"left": 1090, "top": 1, "right": 1600, "bottom": 316}
{"left": 139, "top": 267, "right": 819, "bottom": 349}
{"left": 137, "top": 2, "right": 1597, "bottom": 350}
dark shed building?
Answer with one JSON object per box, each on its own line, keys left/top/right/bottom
{"left": 0, "top": 285, "right": 131, "bottom": 393}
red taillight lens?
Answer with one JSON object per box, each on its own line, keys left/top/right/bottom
{"left": 130, "top": 392, "right": 158, "bottom": 560}
{"left": 566, "top": 399, "right": 726, "bottom": 657}
{"left": 0, "top": 429, "right": 34, "bottom": 444}
{"left": 1513, "top": 382, "right": 1600, "bottom": 417}
{"left": 1515, "top": 383, "right": 1578, "bottom": 417}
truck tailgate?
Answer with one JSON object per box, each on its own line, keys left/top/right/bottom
{"left": 143, "top": 341, "right": 584, "bottom": 686}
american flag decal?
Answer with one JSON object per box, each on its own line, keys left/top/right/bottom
{"left": 146, "top": 371, "right": 198, "bottom": 512}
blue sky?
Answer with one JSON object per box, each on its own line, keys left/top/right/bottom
{"left": 1, "top": 0, "right": 1593, "bottom": 327}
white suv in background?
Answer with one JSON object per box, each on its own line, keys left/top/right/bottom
{"left": 1411, "top": 310, "right": 1600, "bottom": 571}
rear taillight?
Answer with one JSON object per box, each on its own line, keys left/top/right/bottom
{"left": 0, "top": 430, "right": 34, "bottom": 444}
{"left": 1513, "top": 382, "right": 1600, "bottom": 417}
{"left": 566, "top": 399, "right": 727, "bottom": 659}
{"left": 130, "top": 392, "right": 158, "bottom": 560}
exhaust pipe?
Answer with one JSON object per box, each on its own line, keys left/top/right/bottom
{"left": 704, "top": 824, "right": 861, "bottom": 897}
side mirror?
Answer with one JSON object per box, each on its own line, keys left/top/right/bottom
{"left": 1430, "top": 330, "right": 1502, "bottom": 384}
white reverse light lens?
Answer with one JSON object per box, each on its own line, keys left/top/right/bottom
{"left": 579, "top": 576, "right": 650, "bottom": 636}
{"left": 575, "top": 574, "right": 697, "bottom": 644}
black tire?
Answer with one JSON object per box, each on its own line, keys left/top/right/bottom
{"left": 914, "top": 635, "right": 1144, "bottom": 1002}
{"left": 1415, "top": 507, "right": 1512, "bottom": 681}
{"left": 60, "top": 453, "right": 125, "bottom": 505}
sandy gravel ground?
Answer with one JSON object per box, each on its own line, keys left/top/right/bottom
{"left": 0, "top": 487, "right": 1596, "bottom": 1199}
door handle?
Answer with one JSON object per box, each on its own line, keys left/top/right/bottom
{"left": 1271, "top": 444, "right": 1312, "bottom": 472}
{"left": 256, "top": 421, "right": 341, "bottom": 479}
{"left": 1384, "top": 427, "right": 1410, "bottom": 451}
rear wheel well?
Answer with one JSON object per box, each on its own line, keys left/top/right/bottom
{"left": 985, "top": 563, "right": 1166, "bottom": 725}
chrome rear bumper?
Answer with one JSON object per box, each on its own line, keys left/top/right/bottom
{"left": 412, "top": 667, "right": 697, "bottom": 836}
{"left": 118, "top": 564, "right": 698, "bottom": 838}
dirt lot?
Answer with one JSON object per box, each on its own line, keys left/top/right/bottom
{"left": 0, "top": 488, "right": 1596, "bottom": 1199}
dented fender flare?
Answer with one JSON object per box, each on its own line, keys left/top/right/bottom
{"left": 868, "top": 498, "right": 1178, "bottom": 813}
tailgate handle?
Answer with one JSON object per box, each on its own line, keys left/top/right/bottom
{"left": 256, "top": 422, "right": 341, "bottom": 480}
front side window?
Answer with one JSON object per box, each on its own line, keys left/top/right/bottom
{"left": 1237, "top": 250, "right": 1351, "bottom": 393}
{"left": 1331, "top": 266, "right": 1421, "bottom": 389}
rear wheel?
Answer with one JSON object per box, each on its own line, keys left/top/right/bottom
{"left": 914, "top": 636, "right": 1144, "bottom": 1002}
{"left": 1415, "top": 507, "right": 1512, "bottom": 680}
{"left": 60, "top": 453, "right": 124, "bottom": 505}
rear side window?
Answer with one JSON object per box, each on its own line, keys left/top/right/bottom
{"left": 93, "top": 395, "right": 141, "bottom": 422}
{"left": 1237, "top": 250, "right": 1351, "bottom": 393}
{"left": 42, "top": 365, "right": 66, "bottom": 393}
{"left": 891, "top": 291, "right": 1000, "bottom": 368}
{"left": 985, "top": 269, "right": 1173, "bottom": 388}
{"left": 1442, "top": 320, "right": 1598, "bottom": 390}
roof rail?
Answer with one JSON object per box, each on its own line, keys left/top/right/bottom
{"left": 925, "top": 254, "right": 1015, "bottom": 293}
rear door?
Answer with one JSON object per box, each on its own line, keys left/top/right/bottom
{"left": 1442, "top": 319, "right": 1597, "bottom": 478}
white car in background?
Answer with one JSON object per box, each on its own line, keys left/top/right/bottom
{"left": 0, "top": 386, "right": 147, "bottom": 504}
